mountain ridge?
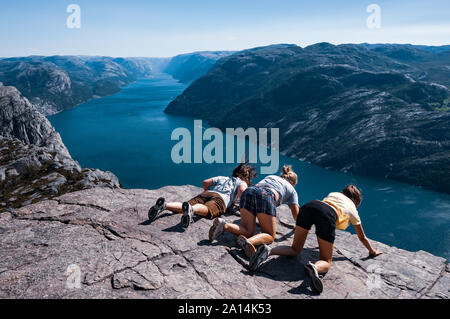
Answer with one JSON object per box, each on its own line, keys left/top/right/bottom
{"left": 0, "top": 56, "right": 158, "bottom": 115}
{"left": 165, "top": 42, "right": 450, "bottom": 194}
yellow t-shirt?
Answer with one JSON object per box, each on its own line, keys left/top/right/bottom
{"left": 322, "top": 192, "right": 361, "bottom": 230}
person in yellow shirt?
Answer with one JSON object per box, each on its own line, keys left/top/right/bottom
{"left": 249, "top": 185, "right": 382, "bottom": 294}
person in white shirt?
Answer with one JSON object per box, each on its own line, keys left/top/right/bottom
{"left": 147, "top": 163, "right": 256, "bottom": 228}
{"left": 249, "top": 185, "right": 382, "bottom": 294}
{"left": 208, "top": 165, "right": 300, "bottom": 258}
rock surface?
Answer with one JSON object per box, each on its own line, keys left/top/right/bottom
{"left": 0, "top": 185, "right": 447, "bottom": 299}
{"left": 0, "top": 82, "right": 70, "bottom": 156}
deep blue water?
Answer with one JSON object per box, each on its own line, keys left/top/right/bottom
{"left": 48, "top": 74, "right": 450, "bottom": 260}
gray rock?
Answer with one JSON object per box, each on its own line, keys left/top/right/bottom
{"left": 6, "top": 169, "right": 19, "bottom": 177}
{"left": 0, "top": 167, "right": 5, "bottom": 182}
{"left": 0, "top": 84, "right": 121, "bottom": 208}
{"left": 11, "top": 156, "right": 42, "bottom": 174}
{"left": 0, "top": 186, "right": 447, "bottom": 299}
{"left": 0, "top": 83, "right": 70, "bottom": 157}
{"left": 39, "top": 173, "right": 67, "bottom": 195}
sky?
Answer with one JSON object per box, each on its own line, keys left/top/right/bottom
{"left": 1, "top": 0, "right": 449, "bottom": 57}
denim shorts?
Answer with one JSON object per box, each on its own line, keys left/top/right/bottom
{"left": 239, "top": 185, "right": 277, "bottom": 217}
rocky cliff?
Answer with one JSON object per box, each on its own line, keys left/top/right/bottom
{"left": 0, "top": 185, "right": 448, "bottom": 299}
{"left": 165, "top": 43, "right": 450, "bottom": 194}
{"left": 0, "top": 83, "right": 120, "bottom": 208}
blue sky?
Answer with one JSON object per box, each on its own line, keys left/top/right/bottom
{"left": 1, "top": 0, "right": 449, "bottom": 57}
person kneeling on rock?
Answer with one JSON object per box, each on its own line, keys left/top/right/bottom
{"left": 208, "top": 165, "right": 300, "bottom": 260}
{"left": 248, "top": 185, "right": 383, "bottom": 294}
{"left": 147, "top": 163, "right": 257, "bottom": 228}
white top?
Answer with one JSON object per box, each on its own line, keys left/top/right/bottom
{"left": 256, "top": 175, "right": 299, "bottom": 206}
{"left": 210, "top": 176, "right": 247, "bottom": 208}
{"left": 322, "top": 192, "right": 361, "bottom": 229}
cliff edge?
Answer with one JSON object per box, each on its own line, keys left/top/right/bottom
{"left": 0, "top": 185, "right": 448, "bottom": 299}
{"left": 0, "top": 82, "right": 120, "bottom": 208}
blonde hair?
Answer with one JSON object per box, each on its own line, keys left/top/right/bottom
{"left": 280, "top": 165, "right": 298, "bottom": 186}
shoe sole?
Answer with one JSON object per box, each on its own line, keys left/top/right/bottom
{"left": 250, "top": 245, "right": 268, "bottom": 271}
{"left": 148, "top": 197, "right": 165, "bottom": 221}
{"left": 304, "top": 264, "right": 323, "bottom": 293}
{"left": 236, "top": 235, "right": 256, "bottom": 258}
{"left": 209, "top": 218, "right": 221, "bottom": 242}
{"left": 181, "top": 202, "right": 191, "bottom": 228}
{"left": 148, "top": 208, "right": 157, "bottom": 221}
{"left": 243, "top": 242, "right": 256, "bottom": 259}
{"left": 237, "top": 235, "right": 247, "bottom": 249}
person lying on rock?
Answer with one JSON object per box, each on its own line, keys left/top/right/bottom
{"left": 249, "top": 184, "right": 383, "bottom": 294}
{"left": 208, "top": 165, "right": 300, "bottom": 259}
{"left": 147, "top": 163, "right": 257, "bottom": 228}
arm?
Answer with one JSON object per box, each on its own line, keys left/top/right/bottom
{"left": 353, "top": 224, "right": 382, "bottom": 257}
{"left": 236, "top": 183, "right": 247, "bottom": 200}
{"left": 289, "top": 204, "right": 299, "bottom": 222}
{"left": 202, "top": 178, "right": 215, "bottom": 191}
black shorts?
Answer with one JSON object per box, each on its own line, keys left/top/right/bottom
{"left": 239, "top": 186, "right": 277, "bottom": 217}
{"left": 296, "top": 200, "right": 337, "bottom": 243}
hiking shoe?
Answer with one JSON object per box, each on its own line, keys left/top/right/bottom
{"left": 181, "top": 202, "right": 194, "bottom": 228}
{"left": 304, "top": 261, "right": 324, "bottom": 293}
{"left": 237, "top": 235, "right": 256, "bottom": 258}
{"left": 249, "top": 244, "right": 270, "bottom": 271}
{"left": 148, "top": 197, "right": 165, "bottom": 222}
{"left": 209, "top": 218, "right": 226, "bottom": 242}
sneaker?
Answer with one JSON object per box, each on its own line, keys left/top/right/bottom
{"left": 208, "top": 218, "right": 225, "bottom": 242}
{"left": 148, "top": 197, "right": 165, "bottom": 222}
{"left": 181, "top": 202, "right": 194, "bottom": 228}
{"left": 237, "top": 235, "right": 256, "bottom": 258}
{"left": 304, "top": 261, "right": 324, "bottom": 293}
{"left": 249, "top": 244, "right": 270, "bottom": 271}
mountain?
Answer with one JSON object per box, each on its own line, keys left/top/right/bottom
{"left": 0, "top": 83, "right": 120, "bottom": 208}
{"left": 0, "top": 56, "right": 158, "bottom": 115}
{"left": 164, "top": 51, "right": 234, "bottom": 83}
{"left": 165, "top": 43, "right": 450, "bottom": 194}
{"left": 362, "top": 43, "right": 450, "bottom": 88}
{"left": 0, "top": 185, "right": 448, "bottom": 298}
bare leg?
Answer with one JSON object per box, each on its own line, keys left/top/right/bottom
{"left": 166, "top": 202, "right": 209, "bottom": 217}
{"left": 270, "top": 226, "right": 309, "bottom": 257}
{"left": 165, "top": 202, "right": 182, "bottom": 214}
{"left": 192, "top": 204, "right": 209, "bottom": 217}
{"left": 315, "top": 236, "right": 334, "bottom": 274}
{"left": 224, "top": 208, "right": 256, "bottom": 238}
{"left": 247, "top": 213, "right": 277, "bottom": 246}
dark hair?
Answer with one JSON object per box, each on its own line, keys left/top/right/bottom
{"left": 233, "top": 163, "right": 257, "bottom": 186}
{"left": 342, "top": 185, "right": 362, "bottom": 207}
{"left": 280, "top": 164, "right": 298, "bottom": 186}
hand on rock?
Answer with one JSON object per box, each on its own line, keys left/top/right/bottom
{"left": 369, "top": 250, "right": 383, "bottom": 257}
